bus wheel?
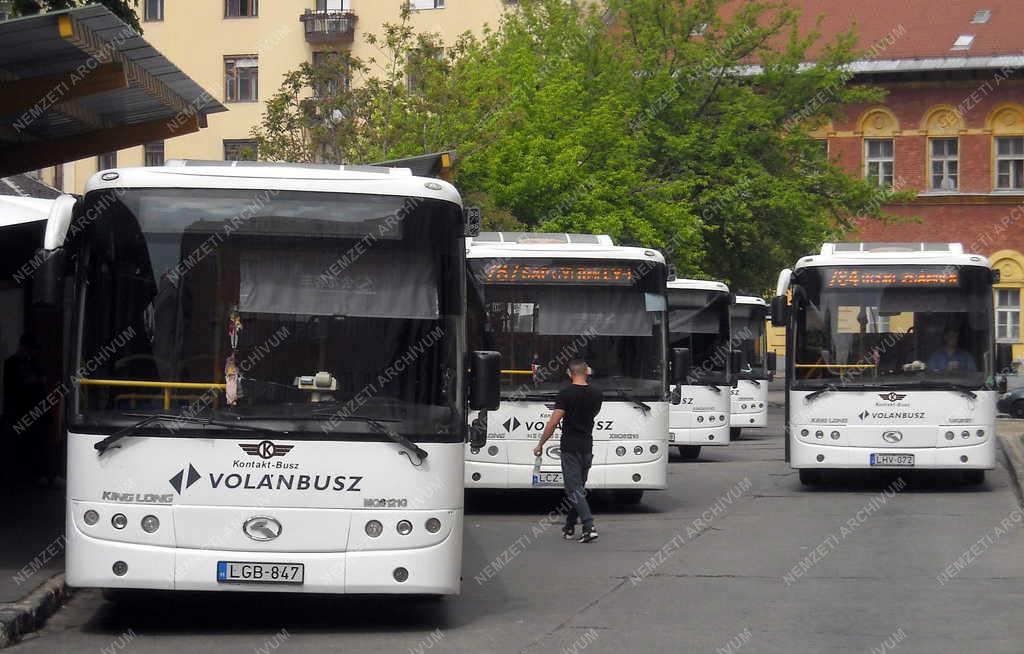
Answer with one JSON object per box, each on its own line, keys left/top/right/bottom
{"left": 961, "top": 470, "right": 985, "bottom": 485}
{"left": 730, "top": 427, "right": 742, "bottom": 440}
{"left": 677, "top": 445, "right": 701, "bottom": 459}
{"left": 613, "top": 489, "right": 645, "bottom": 505}
{"left": 799, "top": 469, "right": 824, "bottom": 486}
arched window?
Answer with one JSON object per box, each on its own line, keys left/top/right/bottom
{"left": 922, "top": 106, "right": 964, "bottom": 191}
{"left": 858, "top": 109, "right": 900, "bottom": 188}
{"left": 986, "top": 104, "right": 1024, "bottom": 191}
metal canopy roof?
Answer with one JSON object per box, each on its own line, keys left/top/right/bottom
{"left": 0, "top": 4, "right": 225, "bottom": 178}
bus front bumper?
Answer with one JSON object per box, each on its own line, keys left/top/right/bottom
{"left": 465, "top": 455, "right": 667, "bottom": 490}
{"left": 65, "top": 508, "right": 463, "bottom": 595}
{"left": 669, "top": 424, "right": 730, "bottom": 446}
{"left": 790, "top": 440, "right": 995, "bottom": 470}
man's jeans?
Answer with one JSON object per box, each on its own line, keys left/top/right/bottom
{"left": 561, "top": 451, "right": 594, "bottom": 530}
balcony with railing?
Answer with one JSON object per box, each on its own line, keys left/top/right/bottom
{"left": 300, "top": 9, "right": 357, "bottom": 44}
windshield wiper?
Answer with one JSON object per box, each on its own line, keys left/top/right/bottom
{"left": 601, "top": 389, "right": 652, "bottom": 413}
{"left": 96, "top": 413, "right": 280, "bottom": 455}
{"left": 311, "top": 413, "right": 427, "bottom": 464}
{"left": 888, "top": 380, "right": 978, "bottom": 400}
{"left": 802, "top": 384, "right": 883, "bottom": 403}
{"left": 506, "top": 392, "right": 558, "bottom": 402}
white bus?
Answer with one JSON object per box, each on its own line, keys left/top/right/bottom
{"left": 729, "top": 295, "right": 775, "bottom": 439}
{"left": 771, "top": 243, "right": 1008, "bottom": 485}
{"left": 667, "top": 279, "right": 736, "bottom": 459}
{"left": 465, "top": 232, "right": 674, "bottom": 504}
{"left": 33, "top": 161, "right": 501, "bottom": 595}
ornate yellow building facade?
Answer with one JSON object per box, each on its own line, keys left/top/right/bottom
{"left": 44, "top": 0, "right": 511, "bottom": 193}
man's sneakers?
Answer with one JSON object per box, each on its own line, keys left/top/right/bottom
{"left": 578, "top": 527, "right": 599, "bottom": 543}
{"left": 562, "top": 526, "right": 576, "bottom": 541}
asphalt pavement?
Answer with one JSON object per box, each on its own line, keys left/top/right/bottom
{"left": 9, "top": 409, "right": 1024, "bottom": 654}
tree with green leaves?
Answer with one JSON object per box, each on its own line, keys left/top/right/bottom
{"left": 255, "top": 0, "right": 910, "bottom": 291}
{"left": 12, "top": 0, "right": 141, "bottom": 32}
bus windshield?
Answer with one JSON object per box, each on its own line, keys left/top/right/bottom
{"left": 71, "top": 188, "right": 466, "bottom": 441}
{"left": 668, "top": 288, "right": 731, "bottom": 385}
{"left": 792, "top": 265, "right": 993, "bottom": 389}
{"left": 469, "top": 258, "right": 666, "bottom": 399}
{"left": 731, "top": 304, "right": 767, "bottom": 378}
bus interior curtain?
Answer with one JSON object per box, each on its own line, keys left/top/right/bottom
{"left": 535, "top": 286, "right": 651, "bottom": 337}
{"left": 239, "top": 248, "right": 439, "bottom": 319}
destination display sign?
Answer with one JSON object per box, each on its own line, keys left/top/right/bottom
{"left": 826, "top": 267, "right": 960, "bottom": 289}
{"left": 482, "top": 262, "right": 635, "bottom": 285}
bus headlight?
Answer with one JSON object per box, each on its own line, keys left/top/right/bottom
{"left": 83, "top": 510, "right": 99, "bottom": 526}
{"left": 396, "top": 520, "right": 413, "bottom": 536}
{"left": 800, "top": 429, "right": 809, "bottom": 437}
{"left": 961, "top": 431, "right": 970, "bottom": 439}
{"left": 365, "top": 520, "right": 383, "bottom": 538}
{"left": 425, "top": 518, "right": 441, "bottom": 533}
{"left": 633, "top": 446, "right": 643, "bottom": 455}
{"left": 976, "top": 430, "right": 984, "bottom": 438}
{"left": 697, "top": 416, "right": 704, "bottom": 423}
{"left": 814, "top": 430, "right": 824, "bottom": 439}
{"left": 487, "top": 445, "right": 499, "bottom": 456}
{"left": 650, "top": 445, "right": 659, "bottom": 454}
{"left": 945, "top": 431, "right": 955, "bottom": 440}
{"left": 616, "top": 446, "right": 626, "bottom": 456}
{"left": 140, "top": 515, "right": 160, "bottom": 533}
{"left": 830, "top": 431, "right": 840, "bottom": 440}
{"left": 111, "top": 513, "right": 128, "bottom": 530}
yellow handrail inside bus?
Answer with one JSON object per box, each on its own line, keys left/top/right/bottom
{"left": 793, "top": 364, "right": 878, "bottom": 368}
{"left": 501, "top": 369, "right": 535, "bottom": 375}
{"left": 79, "top": 379, "right": 226, "bottom": 410}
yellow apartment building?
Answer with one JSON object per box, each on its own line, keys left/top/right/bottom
{"left": 46, "top": 0, "right": 512, "bottom": 193}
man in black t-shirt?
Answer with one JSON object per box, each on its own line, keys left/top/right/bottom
{"left": 534, "top": 359, "right": 603, "bottom": 543}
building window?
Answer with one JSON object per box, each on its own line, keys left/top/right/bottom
{"left": 225, "top": 56, "right": 258, "bottom": 102}
{"left": 410, "top": 0, "right": 444, "bottom": 9}
{"left": 316, "top": 0, "right": 347, "bottom": 9}
{"left": 996, "top": 136, "right": 1024, "bottom": 190}
{"left": 312, "top": 51, "right": 350, "bottom": 96}
{"left": 144, "top": 0, "right": 163, "bottom": 21}
{"left": 929, "top": 137, "right": 958, "bottom": 191}
{"left": 864, "top": 138, "right": 894, "bottom": 188}
{"left": 225, "top": 0, "right": 258, "bottom": 17}
{"left": 224, "top": 139, "right": 257, "bottom": 161}
{"left": 98, "top": 151, "right": 117, "bottom": 170}
{"left": 997, "top": 289, "right": 1021, "bottom": 343}
{"left": 144, "top": 141, "right": 165, "bottom": 167}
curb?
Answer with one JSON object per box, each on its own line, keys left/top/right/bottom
{"left": 996, "top": 421, "right": 1024, "bottom": 506}
{"left": 0, "top": 574, "right": 71, "bottom": 648}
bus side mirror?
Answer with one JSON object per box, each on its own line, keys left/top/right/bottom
{"left": 671, "top": 347, "right": 691, "bottom": 384}
{"left": 468, "top": 350, "right": 501, "bottom": 411}
{"left": 766, "top": 351, "right": 777, "bottom": 381}
{"left": 770, "top": 296, "right": 788, "bottom": 327}
{"left": 30, "top": 248, "right": 66, "bottom": 308}
{"left": 730, "top": 350, "right": 744, "bottom": 383}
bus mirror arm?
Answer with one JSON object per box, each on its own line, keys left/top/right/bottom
{"left": 469, "top": 412, "right": 488, "bottom": 449}
{"left": 670, "top": 385, "right": 682, "bottom": 405}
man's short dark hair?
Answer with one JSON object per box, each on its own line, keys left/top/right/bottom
{"left": 568, "top": 359, "right": 588, "bottom": 376}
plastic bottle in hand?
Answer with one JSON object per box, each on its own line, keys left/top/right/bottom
{"left": 532, "top": 451, "right": 542, "bottom": 485}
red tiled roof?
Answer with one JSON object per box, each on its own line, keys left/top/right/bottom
{"left": 730, "top": 1, "right": 1024, "bottom": 61}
